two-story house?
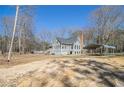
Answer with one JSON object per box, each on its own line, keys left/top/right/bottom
{"left": 51, "top": 33, "right": 84, "bottom": 55}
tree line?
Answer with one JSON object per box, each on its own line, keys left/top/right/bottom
{"left": 84, "top": 6, "right": 124, "bottom": 52}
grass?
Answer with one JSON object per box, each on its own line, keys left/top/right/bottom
{"left": 0, "top": 54, "right": 53, "bottom": 68}
{"left": 0, "top": 53, "right": 124, "bottom": 68}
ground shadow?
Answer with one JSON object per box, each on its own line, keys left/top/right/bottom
{"left": 72, "top": 59, "right": 124, "bottom": 87}
{"left": 52, "top": 58, "right": 124, "bottom": 87}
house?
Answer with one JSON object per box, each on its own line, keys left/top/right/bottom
{"left": 51, "top": 31, "right": 116, "bottom": 55}
{"left": 51, "top": 33, "right": 84, "bottom": 55}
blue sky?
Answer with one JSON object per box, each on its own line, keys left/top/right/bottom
{"left": 0, "top": 5, "right": 100, "bottom": 33}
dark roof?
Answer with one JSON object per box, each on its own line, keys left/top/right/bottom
{"left": 56, "top": 36, "right": 77, "bottom": 45}
{"left": 83, "top": 43, "right": 101, "bottom": 49}
{"left": 84, "top": 43, "right": 116, "bottom": 49}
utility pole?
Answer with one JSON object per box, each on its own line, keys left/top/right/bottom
{"left": 7, "top": 5, "right": 19, "bottom": 62}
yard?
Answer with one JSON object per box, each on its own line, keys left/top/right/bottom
{"left": 0, "top": 54, "right": 124, "bottom": 87}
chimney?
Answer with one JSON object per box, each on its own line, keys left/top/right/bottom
{"left": 79, "top": 32, "right": 83, "bottom": 50}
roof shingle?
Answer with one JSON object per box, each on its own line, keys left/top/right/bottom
{"left": 56, "top": 36, "right": 77, "bottom": 45}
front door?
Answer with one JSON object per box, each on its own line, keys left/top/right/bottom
{"left": 70, "top": 51, "right": 72, "bottom": 54}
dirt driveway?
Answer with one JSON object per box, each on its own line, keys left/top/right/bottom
{"left": 0, "top": 56, "right": 124, "bottom": 87}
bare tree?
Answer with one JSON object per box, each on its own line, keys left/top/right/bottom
{"left": 0, "top": 16, "right": 14, "bottom": 56}
{"left": 17, "top": 6, "right": 36, "bottom": 54}
{"left": 91, "top": 6, "right": 124, "bottom": 45}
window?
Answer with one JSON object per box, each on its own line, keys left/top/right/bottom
{"left": 76, "top": 45, "right": 78, "bottom": 49}
{"left": 62, "top": 46, "right": 64, "bottom": 49}
{"left": 79, "top": 46, "right": 80, "bottom": 49}
{"left": 71, "top": 46, "right": 73, "bottom": 49}
{"left": 75, "top": 45, "right": 76, "bottom": 49}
